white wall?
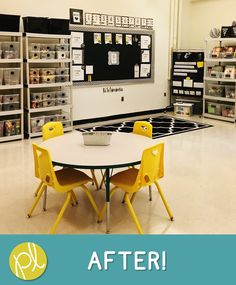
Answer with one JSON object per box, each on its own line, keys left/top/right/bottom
{"left": 179, "top": 0, "right": 236, "bottom": 49}
{"left": 0, "top": 0, "right": 172, "bottom": 121}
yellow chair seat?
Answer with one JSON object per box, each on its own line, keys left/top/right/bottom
{"left": 111, "top": 168, "right": 139, "bottom": 193}
{"left": 55, "top": 168, "right": 92, "bottom": 190}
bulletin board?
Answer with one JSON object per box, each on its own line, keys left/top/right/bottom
{"left": 70, "top": 26, "right": 154, "bottom": 85}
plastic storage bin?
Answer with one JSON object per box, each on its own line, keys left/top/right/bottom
{"left": 48, "top": 18, "right": 70, "bottom": 35}
{"left": 62, "top": 121, "right": 71, "bottom": 128}
{"left": 23, "top": 17, "right": 49, "bottom": 34}
{"left": 0, "top": 14, "right": 20, "bottom": 32}
{"left": 42, "top": 92, "right": 56, "bottom": 100}
{"left": 207, "top": 102, "right": 221, "bottom": 115}
{"left": 40, "top": 44, "right": 55, "bottom": 51}
{"left": 45, "top": 115, "right": 57, "bottom": 123}
{"left": 56, "top": 44, "right": 69, "bottom": 51}
{"left": 207, "top": 84, "right": 225, "bottom": 97}
{"left": 221, "top": 104, "right": 235, "bottom": 117}
{"left": 55, "top": 68, "right": 69, "bottom": 75}
{"left": 57, "top": 112, "right": 70, "bottom": 121}
{"left": 174, "top": 103, "right": 193, "bottom": 117}
{"left": 29, "top": 43, "right": 41, "bottom": 52}
{"left": 55, "top": 75, "right": 69, "bottom": 83}
{"left": 2, "top": 94, "right": 20, "bottom": 103}
{"left": 29, "top": 51, "right": 40, "bottom": 59}
{"left": 4, "top": 119, "right": 21, "bottom": 136}
{"left": 29, "top": 68, "right": 40, "bottom": 76}
{"left": 42, "top": 99, "right": 56, "bottom": 107}
{"left": 40, "top": 51, "right": 55, "bottom": 60}
{"left": 0, "top": 121, "right": 4, "bottom": 137}
{"left": 31, "top": 93, "right": 43, "bottom": 101}
{"left": 29, "top": 76, "right": 40, "bottom": 84}
{"left": 55, "top": 91, "right": 69, "bottom": 98}
{"left": 1, "top": 42, "right": 19, "bottom": 59}
{"left": 2, "top": 102, "right": 20, "bottom": 111}
{"left": 3, "top": 68, "right": 20, "bottom": 85}
{"left": 31, "top": 101, "right": 42, "bottom": 109}
{"left": 40, "top": 68, "right": 55, "bottom": 76}
{"left": 56, "top": 98, "right": 69, "bottom": 106}
{"left": 31, "top": 116, "right": 45, "bottom": 133}
{"left": 56, "top": 51, "right": 69, "bottom": 59}
{"left": 41, "top": 75, "right": 55, "bottom": 84}
{"left": 225, "top": 86, "right": 235, "bottom": 98}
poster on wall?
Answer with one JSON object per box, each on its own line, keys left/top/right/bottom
{"left": 69, "top": 8, "right": 83, "bottom": 25}
{"left": 72, "top": 65, "right": 84, "bottom": 81}
{"left": 71, "top": 32, "right": 84, "bottom": 48}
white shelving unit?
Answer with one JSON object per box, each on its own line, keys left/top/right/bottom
{"left": 0, "top": 32, "right": 24, "bottom": 143}
{"left": 204, "top": 38, "right": 236, "bottom": 123}
{"left": 24, "top": 33, "right": 73, "bottom": 138}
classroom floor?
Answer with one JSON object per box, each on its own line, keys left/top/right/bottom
{"left": 0, "top": 113, "right": 236, "bottom": 234}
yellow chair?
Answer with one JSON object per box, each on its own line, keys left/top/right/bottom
{"left": 27, "top": 144, "right": 99, "bottom": 234}
{"left": 42, "top": 121, "right": 64, "bottom": 141}
{"left": 98, "top": 143, "right": 173, "bottom": 234}
{"left": 133, "top": 121, "right": 153, "bottom": 139}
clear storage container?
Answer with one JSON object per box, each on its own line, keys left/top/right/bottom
{"left": 56, "top": 112, "right": 70, "bottom": 121}
{"left": 0, "top": 68, "right": 3, "bottom": 85}
{"left": 56, "top": 51, "right": 69, "bottom": 59}
{"left": 207, "top": 84, "right": 225, "bottom": 97}
{"left": 29, "top": 76, "right": 40, "bottom": 84}
{"left": 42, "top": 92, "right": 56, "bottom": 100}
{"left": 40, "top": 44, "right": 55, "bottom": 51}
{"left": 29, "top": 43, "right": 40, "bottom": 52}
{"left": 41, "top": 75, "right": 55, "bottom": 84}
{"left": 42, "top": 99, "right": 56, "bottom": 107}
{"left": 56, "top": 44, "right": 69, "bottom": 51}
{"left": 31, "top": 116, "right": 45, "bottom": 133}
{"left": 55, "top": 91, "right": 69, "bottom": 98}
{"left": 31, "top": 93, "right": 43, "bottom": 101}
{"left": 40, "top": 51, "right": 55, "bottom": 60}
{"left": 221, "top": 104, "right": 235, "bottom": 118}
{"left": 29, "top": 51, "right": 40, "bottom": 59}
{"left": 4, "top": 119, "right": 21, "bottom": 136}
{"left": 62, "top": 121, "right": 71, "bottom": 128}
{"left": 29, "top": 68, "right": 40, "bottom": 76}
{"left": 31, "top": 100, "right": 43, "bottom": 109}
{"left": 2, "top": 94, "right": 20, "bottom": 103}
{"left": 55, "top": 75, "right": 69, "bottom": 83}
{"left": 45, "top": 115, "right": 57, "bottom": 123}
{"left": 56, "top": 98, "right": 69, "bottom": 106}
{"left": 0, "top": 121, "right": 4, "bottom": 137}
{"left": 3, "top": 68, "right": 20, "bottom": 85}
{"left": 2, "top": 102, "right": 20, "bottom": 111}
{"left": 1, "top": 42, "right": 20, "bottom": 59}
{"left": 225, "top": 86, "right": 235, "bottom": 98}
{"left": 207, "top": 102, "right": 222, "bottom": 115}
{"left": 40, "top": 68, "right": 55, "bottom": 76}
{"left": 55, "top": 68, "right": 69, "bottom": 75}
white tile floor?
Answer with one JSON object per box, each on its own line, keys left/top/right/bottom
{"left": 1, "top": 114, "right": 236, "bottom": 234}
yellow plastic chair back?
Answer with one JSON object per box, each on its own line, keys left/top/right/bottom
{"left": 133, "top": 121, "right": 153, "bottom": 138}
{"left": 32, "top": 143, "right": 59, "bottom": 191}
{"left": 134, "top": 143, "right": 164, "bottom": 190}
{"left": 42, "top": 122, "right": 64, "bottom": 142}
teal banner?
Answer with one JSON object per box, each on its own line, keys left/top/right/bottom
{"left": 0, "top": 235, "right": 235, "bottom": 284}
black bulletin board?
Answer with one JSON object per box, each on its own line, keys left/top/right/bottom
{"left": 70, "top": 27, "right": 154, "bottom": 85}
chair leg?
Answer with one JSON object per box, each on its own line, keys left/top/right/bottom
{"left": 154, "top": 181, "right": 174, "bottom": 221}
{"left": 34, "top": 181, "right": 44, "bottom": 197}
{"left": 99, "top": 170, "right": 105, "bottom": 189}
{"left": 122, "top": 193, "right": 136, "bottom": 204}
{"left": 97, "top": 186, "right": 118, "bottom": 222}
{"left": 50, "top": 191, "right": 72, "bottom": 234}
{"left": 42, "top": 186, "right": 47, "bottom": 211}
{"left": 149, "top": 185, "right": 152, "bottom": 201}
{"left": 27, "top": 184, "right": 45, "bottom": 218}
{"left": 90, "top": 170, "right": 99, "bottom": 190}
{"left": 71, "top": 190, "right": 78, "bottom": 206}
{"left": 80, "top": 185, "right": 99, "bottom": 216}
{"left": 124, "top": 193, "right": 143, "bottom": 234}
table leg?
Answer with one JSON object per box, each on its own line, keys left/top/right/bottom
{"left": 105, "top": 168, "right": 110, "bottom": 234}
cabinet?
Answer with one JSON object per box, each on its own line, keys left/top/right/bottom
{"left": 204, "top": 38, "right": 236, "bottom": 122}
{"left": 0, "top": 32, "right": 24, "bottom": 142}
{"left": 24, "top": 33, "right": 73, "bottom": 138}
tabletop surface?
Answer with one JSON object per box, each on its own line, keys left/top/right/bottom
{"left": 41, "top": 131, "right": 156, "bottom": 169}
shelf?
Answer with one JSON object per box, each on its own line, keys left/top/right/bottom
{"left": 29, "top": 126, "right": 73, "bottom": 138}
{"left": 204, "top": 113, "right": 235, "bottom": 122}
{"left": 0, "top": 59, "right": 22, "bottom": 63}
{"left": 24, "top": 33, "right": 71, "bottom": 39}
{"left": 204, "top": 77, "right": 236, "bottom": 83}
{"left": 0, "top": 110, "right": 23, "bottom": 116}
{"left": 204, "top": 95, "right": 235, "bottom": 103}
{"left": 28, "top": 105, "right": 72, "bottom": 113}
{"left": 0, "top": 84, "right": 23, "bottom": 90}
{"left": 0, "top": 32, "right": 22, "bottom": 37}
{"left": 0, "top": 134, "right": 23, "bottom": 143}
{"left": 27, "top": 59, "right": 71, "bottom": 64}
{"left": 205, "top": 37, "right": 236, "bottom": 42}
{"left": 205, "top": 58, "right": 236, "bottom": 63}
{"left": 28, "top": 82, "right": 72, "bottom": 89}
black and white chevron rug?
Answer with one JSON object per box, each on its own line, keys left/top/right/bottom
{"left": 77, "top": 115, "right": 212, "bottom": 139}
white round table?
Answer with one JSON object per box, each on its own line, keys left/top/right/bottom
{"left": 41, "top": 131, "right": 156, "bottom": 233}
